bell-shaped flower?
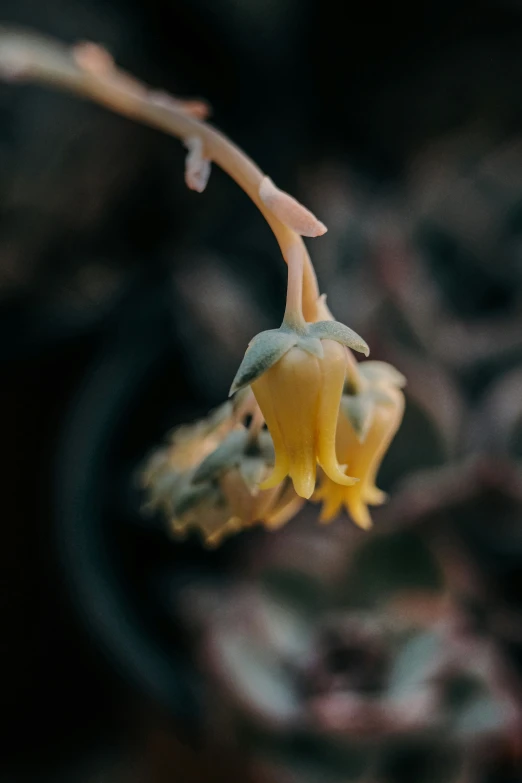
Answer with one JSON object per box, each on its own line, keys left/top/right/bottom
{"left": 229, "top": 319, "right": 370, "bottom": 499}
{"left": 142, "top": 414, "right": 305, "bottom": 547}
{"left": 314, "top": 361, "right": 405, "bottom": 528}
{"left": 140, "top": 398, "right": 237, "bottom": 513}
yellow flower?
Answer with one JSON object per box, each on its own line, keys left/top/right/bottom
{"left": 172, "top": 468, "right": 304, "bottom": 547}
{"left": 314, "top": 362, "right": 405, "bottom": 529}
{"left": 142, "top": 414, "right": 305, "bottom": 547}
{"left": 230, "top": 319, "right": 370, "bottom": 500}
{"left": 252, "top": 340, "right": 357, "bottom": 498}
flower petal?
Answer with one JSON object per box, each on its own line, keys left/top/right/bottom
{"left": 345, "top": 498, "right": 373, "bottom": 530}
{"left": 360, "top": 388, "right": 405, "bottom": 500}
{"left": 253, "top": 347, "right": 320, "bottom": 499}
{"left": 317, "top": 340, "right": 359, "bottom": 487}
{"left": 317, "top": 487, "right": 344, "bottom": 523}
{"left": 364, "top": 486, "right": 388, "bottom": 505}
{"left": 265, "top": 492, "right": 305, "bottom": 529}
{"left": 252, "top": 369, "right": 290, "bottom": 489}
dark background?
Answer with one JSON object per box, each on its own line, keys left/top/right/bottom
{"left": 2, "top": 1, "right": 522, "bottom": 781}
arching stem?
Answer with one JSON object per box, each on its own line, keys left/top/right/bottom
{"left": 0, "top": 27, "right": 321, "bottom": 320}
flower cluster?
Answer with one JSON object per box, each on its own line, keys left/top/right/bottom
{"left": 141, "top": 395, "right": 304, "bottom": 547}
{"left": 132, "top": 66, "right": 407, "bottom": 543}
{"left": 0, "top": 27, "right": 406, "bottom": 543}
{"left": 142, "top": 338, "right": 404, "bottom": 544}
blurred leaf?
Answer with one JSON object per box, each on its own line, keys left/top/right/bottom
{"left": 214, "top": 631, "right": 300, "bottom": 722}
{"left": 388, "top": 631, "right": 442, "bottom": 698}
{"left": 454, "top": 693, "right": 507, "bottom": 736}
{"left": 259, "top": 594, "right": 314, "bottom": 662}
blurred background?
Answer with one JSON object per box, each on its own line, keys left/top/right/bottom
{"left": 2, "top": 1, "right": 522, "bottom": 781}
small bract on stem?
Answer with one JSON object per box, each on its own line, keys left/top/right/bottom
{"left": 0, "top": 26, "right": 406, "bottom": 544}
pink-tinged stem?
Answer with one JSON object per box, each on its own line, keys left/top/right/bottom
{"left": 0, "top": 27, "right": 321, "bottom": 320}
{"left": 283, "top": 243, "right": 306, "bottom": 330}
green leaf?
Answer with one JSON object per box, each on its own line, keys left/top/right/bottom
{"left": 229, "top": 329, "right": 297, "bottom": 394}
{"left": 308, "top": 320, "right": 369, "bottom": 356}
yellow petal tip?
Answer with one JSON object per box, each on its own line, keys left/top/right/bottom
{"left": 350, "top": 505, "right": 373, "bottom": 530}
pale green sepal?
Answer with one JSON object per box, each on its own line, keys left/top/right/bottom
{"left": 341, "top": 394, "right": 375, "bottom": 443}
{"left": 229, "top": 329, "right": 298, "bottom": 395}
{"left": 206, "top": 399, "right": 234, "bottom": 429}
{"left": 358, "top": 361, "right": 406, "bottom": 388}
{"left": 370, "top": 388, "right": 399, "bottom": 407}
{"left": 296, "top": 335, "right": 324, "bottom": 358}
{"left": 145, "top": 472, "right": 183, "bottom": 511}
{"left": 239, "top": 456, "right": 268, "bottom": 490}
{"left": 258, "top": 430, "right": 276, "bottom": 464}
{"left": 308, "top": 320, "right": 370, "bottom": 356}
{"left": 172, "top": 483, "right": 215, "bottom": 517}
{"left": 192, "top": 428, "right": 249, "bottom": 483}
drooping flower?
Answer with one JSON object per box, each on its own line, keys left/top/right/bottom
{"left": 230, "top": 318, "right": 370, "bottom": 499}
{"left": 141, "top": 404, "right": 305, "bottom": 547}
{"left": 314, "top": 361, "right": 406, "bottom": 528}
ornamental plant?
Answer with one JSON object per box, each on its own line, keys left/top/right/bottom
{"left": 0, "top": 27, "right": 405, "bottom": 545}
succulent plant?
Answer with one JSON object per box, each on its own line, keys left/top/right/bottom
{"left": 176, "top": 520, "right": 521, "bottom": 783}
{"left": 5, "top": 24, "right": 522, "bottom": 783}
